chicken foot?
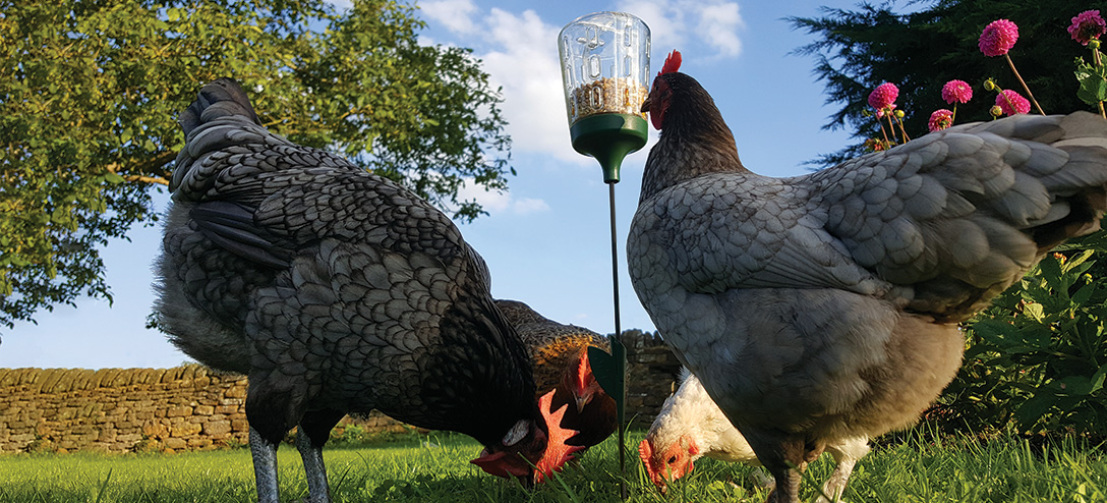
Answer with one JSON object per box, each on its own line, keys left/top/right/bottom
{"left": 811, "top": 437, "right": 868, "bottom": 503}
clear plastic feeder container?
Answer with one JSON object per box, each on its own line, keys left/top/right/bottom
{"left": 559, "top": 12, "right": 651, "bottom": 126}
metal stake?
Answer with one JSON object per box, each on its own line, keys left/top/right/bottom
{"left": 607, "top": 181, "right": 627, "bottom": 500}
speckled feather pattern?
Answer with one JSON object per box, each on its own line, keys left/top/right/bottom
{"left": 155, "top": 79, "right": 537, "bottom": 448}
{"left": 629, "top": 70, "right": 1107, "bottom": 493}
{"left": 495, "top": 299, "right": 609, "bottom": 395}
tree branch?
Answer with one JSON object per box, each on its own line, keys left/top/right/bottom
{"left": 103, "top": 151, "right": 177, "bottom": 186}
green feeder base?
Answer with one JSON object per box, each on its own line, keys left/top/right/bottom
{"left": 570, "top": 113, "right": 649, "bottom": 183}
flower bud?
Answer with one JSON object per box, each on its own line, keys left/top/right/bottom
{"left": 990, "top": 105, "right": 1003, "bottom": 117}
{"left": 1091, "top": 39, "right": 1101, "bottom": 50}
{"left": 894, "top": 110, "right": 905, "bottom": 119}
{"left": 983, "top": 79, "right": 997, "bottom": 91}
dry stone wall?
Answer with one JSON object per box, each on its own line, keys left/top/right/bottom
{"left": 0, "top": 331, "right": 682, "bottom": 453}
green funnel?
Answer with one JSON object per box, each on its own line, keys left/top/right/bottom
{"left": 570, "top": 113, "right": 648, "bottom": 183}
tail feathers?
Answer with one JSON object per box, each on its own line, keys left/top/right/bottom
{"left": 1025, "top": 112, "right": 1107, "bottom": 248}
{"left": 178, "top": 78, "right": 261, "bottom": 136}
{"left": 171, "top": 78, "right": 267, "bottom": 196}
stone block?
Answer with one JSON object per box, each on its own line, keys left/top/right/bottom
{"left": 231, "top": 418, "right": 250, "bottom": 432}
{"left": 170, "top": 422, "right": 203, "bottom": 437}
{"left": 202, "top": 420, "right": 232, "bottom": 436}
{"left": 166, "top": 406, "right": 193, "bottom": 418}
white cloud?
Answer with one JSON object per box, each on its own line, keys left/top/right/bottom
{"left": 457, "top": 179, "right": 551, "bottom": 216}
{"left": 478, "top": 8, "right": 578, "bottom": 160}
{"left": 617, "top": 0, "right": 686, "bottom": 54}
{"left": 510, "top": 197, "right": 551, "bottom": 215}
{"left": 696, "top": 3, "right": 744, "bottom": 57}
{"left": 420, "top": 0, "right": 479, "bottom": 35}
{"left": 615, "top": 0, "right": 744, "bottom": 59}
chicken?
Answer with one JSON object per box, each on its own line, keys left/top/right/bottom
{"left": 628, "top": 51, "right": 1107, "bottom": 503}
{"left": 154, "top": 78, "right": 576, "bottom": 503}
{"left": 639, "top": 368, "right": 869, "bottom": 502}
{"left": 494, "top": 299, "right": 617, "bottom": 450}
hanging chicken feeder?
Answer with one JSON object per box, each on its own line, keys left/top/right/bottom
{"left": 559, "top": 11, "right": 650, "bottom": 183}
{"left": 558, "top": 12, "right": 650, "bottom": 499}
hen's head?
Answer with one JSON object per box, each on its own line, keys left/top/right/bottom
{"left": 638, "top": 434, "right": 700, "bottom": 494}
{"left": 641, "top": 50, "right": 682, "bottom": 130}
{"left": 564, "top": 348, "right": 604, "bottom": 412}
{"left": 638, "top": 369, "right": 724, "bottom": 493}
{"left": 470, "top": 390, "right": 583, "bottom": 484}
{"left": 640, "top": 49, "right": 729, "bottom": 138}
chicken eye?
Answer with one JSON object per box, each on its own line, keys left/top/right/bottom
{"left": 667, "top": 455, "right": 677, "bottom": 464}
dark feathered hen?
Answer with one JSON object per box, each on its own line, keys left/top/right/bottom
{"left": 494, "top": 299, "right": 617, "bottom": 450}
{"left": 629, "top": 51, "right": 1107, "bottom": 503}
{"left": 155, "top": 78, "right": 574, "bottom": 503}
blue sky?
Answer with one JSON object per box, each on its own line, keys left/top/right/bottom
{"left": 3, "top": 0, "right": 866, "bottom": 369}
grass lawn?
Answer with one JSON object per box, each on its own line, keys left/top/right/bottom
{"left": 1, "top": 428, "right": 1104, "bottom": 502}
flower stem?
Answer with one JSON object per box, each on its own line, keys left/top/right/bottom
{"left": 894, "top": 115, "right": 911, "bottom": 142}
{"left": 885, "top": 114, "right": 899, "bottom": 143}
{"left": 878, "top": 122, "right": 889, "bottom": 144}
{"left": 1094, "top": 50, "right": 1105, "bottom": 119}
{"left": 1004, "top": 54, "right": 1045, "bottom": 115}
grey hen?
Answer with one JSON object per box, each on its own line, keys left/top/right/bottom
{"left": 155, "top": 78, "right": 575, "bottom": 503}
{"left": 629, "top": 51, "right": 1107, "bottom": 503}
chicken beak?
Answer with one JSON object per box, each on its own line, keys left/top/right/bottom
{"left": 640, "top": 98, "right": 651, "bottom": 113}
{"left": 574, "top": 393, "right": 588, "bottom": 413}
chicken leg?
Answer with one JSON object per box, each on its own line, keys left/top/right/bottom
{"left": 817, "top": 439, "right": 869, "bottom": 503}
{"left": 296, "top": 409, "right": 346, "bottom": 503}
{"left": 249, "top": 427, "right": 280, "bottom": 503}
{"left": 741, "top": 430, "right": 823, "bottom": 503}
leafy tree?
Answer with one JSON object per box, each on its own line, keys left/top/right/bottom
{"left": 790, "top": 0, "right": 1099, "bottom": 165}
{"left": 0, "top": 0, "right": 512, "bottom": 329}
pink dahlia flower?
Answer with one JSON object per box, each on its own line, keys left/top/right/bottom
{"left": 979, "top": 19, "right": 1019, "bottom": 57}
{"left": 1069, "top": 10, "right": 1106, "bottom": 46}
{"left": 928, "top": 109, "right": 954, "bottom": 132}
{"left": 868, "top": 82, "right": 899, "bottom": 110}
{"left": 995, "top": 89, "right": 1030, "bottom": 116}
{"left": 941, "top": 80, "right": 972, "bottom": 104}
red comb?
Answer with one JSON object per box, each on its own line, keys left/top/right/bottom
{"left": 639, "top": 439, "right": 663, "bottom": 489}
{"left": 574, "top": 350, "right": 591, "bottom": 393}
{"left": 638, "top": 438, "right": 653, "bottom": 465}
{"left": 534, "top": 389, "right": 584, "bottom": 483}
{"left": 659, "top": 50, "right": 682, "bottom": 75}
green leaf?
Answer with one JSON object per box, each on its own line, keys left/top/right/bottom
{"left": 588, "top": 337, "right": 625, "bottom": 422}
{"left": 1022, "top": 302, "right": 1045, "bottom": 323}
{"left": 1074, "top": 64, "right": 1107, "bottom": 106}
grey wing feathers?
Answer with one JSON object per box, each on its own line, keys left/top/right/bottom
{"left": 190, "top": 201, "right": 290, "bottom": 269}
{"left": 810, "top": 111, "right": 1107, "bottom": 319}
